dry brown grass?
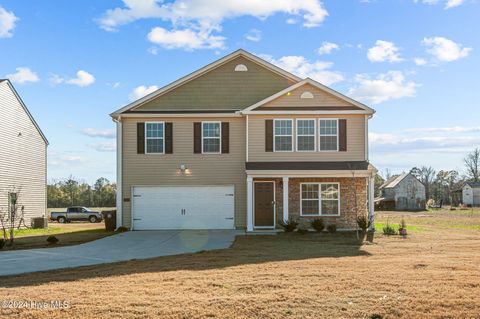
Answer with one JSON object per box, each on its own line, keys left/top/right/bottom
{"left": 1, "top": 209, "right": 480, "bottom": 318}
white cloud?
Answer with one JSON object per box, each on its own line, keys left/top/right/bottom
{"left": 0, "top": 6, "right": 18, "bottom": 38}
{"left": 87, "top": 142, "right": 116, "bottom": 152}
{"left": 414, "top": 0, "right": 465, "bottom": 9}
{"left": 5, "top": 67, "right": 39, "bottom": 84}
{"left": 51, "top": 70, "right": 96, "bottom": 87}
{"left": 81, "top": 128, "right": 116, "bottom": 139}
{"left": 414, "top": 57, "right": 427, "bottom": 66}
{"left": 317, "top": 41, "right": 339, "bottom": 55}
{"left": 129, "top": 85, "right": 159, "bottom": 101}
{"left": 49, "top": 154, "right": 86, "bottom": 167}
{"left": 147, "top": 27, "right": 225, "bottom": 50}
{"left": 261, "top": 54, "right": 344, "bottom": 85}
{"left": 348, "top": 71, "right": 418, "bottom": 104}
{"left": 367, "top": 40, "right": 403, "bottom": 63}
{"left": 245, "top": 29, "right": 262, "bottom": 42}
{"left": 404, "top": 126, "right": 480, "bottom": 133}
{"left": 98, "top": 0, "right": 328, "bottom": 50}
{"left": 286, "top": 18, "right": 297, "bottom": 24}
{"left": 422, "top": 36, "right": 471, "bottom": 62}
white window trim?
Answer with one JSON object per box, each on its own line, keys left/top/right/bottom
{"left": 145, "top": 121, "right": 165, "bottom": 154}
{"left": 296, "top": 118, "right": 316, "bottom": 152}
{"left": 201, "top": 121, "right": 222, "bottom": 154}
{"left": 300, "top": 182, "right": 340, "bottom": 217}
{"left": 318, "top": 118, "right": 339, "bottom": 152}
{"left": 273, "top": 119, "right": 294, "bottom": 152}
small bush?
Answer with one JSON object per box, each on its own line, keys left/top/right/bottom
{"left": 327, "top": 224, "right": 337, "bottom": 233}
{"left": 279, "top": 219, "right": 298, "bottom": 232}
{"left": 0, "top": 238, "right": 5, "bottom": 249}
{"left": 297, "top": 228, "right": 309, "bottom": 234}
{"left": 116, "top": 226, "right": 129, "bottom": 232}
{"left": 46, "top": 235, "right": 59, "bottom": 244}
{"left": 356, "top": 214, "right": 371, "bottom": 233}
{"left": 382, "top": 225, "right": 397, "bottom": 236}
{"left": 398, "top": 218, "right": 408, "bottom": 236}
{"left": 310, "top": 218, "right": 325, "bottom": 232}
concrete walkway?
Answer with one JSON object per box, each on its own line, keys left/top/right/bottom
{"left": 0, "top": 230, "right": 243, "bottom": 277}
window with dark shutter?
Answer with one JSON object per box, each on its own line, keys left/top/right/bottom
{"left": 265, "top": 119, "right": 273, "bottom": 152}
{"left": 193, "top": 122, "right": 202, "bottom": 153}
{"left": 339, "top": 119, "right": 347, "bottom": 152}
{"left": 221, "top": 122, "right": 229, "bottom": 154}
{"left": 165, "top": 122, "right": 173, "bottom": 154}
{"left": 137, "top": 122, "right": 145, "bottom": 154}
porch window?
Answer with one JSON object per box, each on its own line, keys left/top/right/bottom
{"left": 300, "top": 183, "right": 340, "bottom": 216}
{"left": 319, "top": 119, "right": 338, "bottom": 151}
{"left": 296, "top": 119, "right": 316, "bottom": 151}
{"left": 274, "top": 119, "right": 293, "bottom": 151}
{"left": 202, "top": 122, "right": 221, "bottom": 153}
{"left": 145, "top": 122, "right": 164, "bottom": 154}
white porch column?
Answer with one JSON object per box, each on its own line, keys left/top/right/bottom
{"left": 283, "top": 177, "right": 289, "bottom": 223}
{"left": 368, "top": 176, "right": 375, "bottom": 231}
{"left": 115, "top": 118, "right": 123, "bottom": 228}
{"left": 247, "top": 176, "right": 254, "bottom": 232}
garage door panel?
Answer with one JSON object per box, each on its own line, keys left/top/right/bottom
{"left": 132, "top": 186, "right": 234, "bottom": 230}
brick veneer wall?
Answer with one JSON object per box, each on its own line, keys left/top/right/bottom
{"left": 254, "top": 177, "right": 367, "bottom": 230}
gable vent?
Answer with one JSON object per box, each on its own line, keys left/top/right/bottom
{"left": 300, "top": 91, "right": 314, "bottom": 99}
{"left": 234, "top": 64, "right": 248, "bottom": 72}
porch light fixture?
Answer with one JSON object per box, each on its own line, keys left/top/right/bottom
{"left": 180, "top": 164, "right": 186, "bottom": 172}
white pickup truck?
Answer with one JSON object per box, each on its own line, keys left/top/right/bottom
{"left": 50, "top": 206, "right": 103, "bottom": 223}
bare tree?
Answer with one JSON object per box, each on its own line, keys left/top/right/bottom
{"left": 411, "top": 166, "right": 436, "bottom": 200}
{"left": 464, "top": 148, "right": 480, "bottom": 182}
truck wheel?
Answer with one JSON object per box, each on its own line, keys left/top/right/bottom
{"left": 89, "top": 216, "right": 98, "bottom": 223}
{"left": 57, "top": 216, "right": 66, "bottom": 223}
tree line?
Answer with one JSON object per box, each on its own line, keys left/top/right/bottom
{"left": 48, "top": 176, "right": 116, "bottom": 208}
{"left": 376, "top": 148, "right": 480, "bottom": 205}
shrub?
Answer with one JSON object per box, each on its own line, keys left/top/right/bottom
{"left": 116, "top": 226, "right": 129, "bottom": 233}
{"left": 279, "top": 219, "right": 298, "bottom": 232}
{"left": 310, "top": 218, "right": 325, "bottom": 232}
{"left": 398, "top": 218, "right": 407, "bottom": 236}
{"left": 0, "top": 238, "right": 5, "bottom": 249}
{"left": 356, "top": 214, "right": 371, "bottom": 233}
{"left": 382, "top": 224, "right": 397, "bottom": 236}
{"left": 327, "top": 224, "right": 337, "bottom": 233}
{"left": 46, "top": 235, "right": 59, "bottom": 244}
{"left": 297, "top": 227, "right": 309, "bottom": 234}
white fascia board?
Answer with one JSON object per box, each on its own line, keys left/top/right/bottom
{"left": 242, "top": 110, "right": 371, "bottom": 115}
{"left": 245, "top": 170, "right": 374, "bottom": 178}
{"left": 116, "top": 112, "right": 243, "bottom": 118}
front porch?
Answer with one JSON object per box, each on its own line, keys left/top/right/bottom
{"left": 246, "top": 172, "right": 375, "bottom": 232}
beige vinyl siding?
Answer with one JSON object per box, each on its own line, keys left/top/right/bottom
{"left": 122, "top": 116, "right": 246, "bottom": 228}
{"left": 261, "top": 83, "right": 353, "bottom": 108}
{"left": 247, "top": 114, "right": 366, "bottom": 162}
{"left": 0, "top": 81, "right": 47, "bottom": 225}
{"left": 135, "top": 56, "right": 295, "bottom": 111}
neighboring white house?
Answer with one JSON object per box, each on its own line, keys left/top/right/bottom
{"left": 0, "top": 79, "right": 49, "bottom": 226}
{"left": 462, "top": 182, "right": 480, "bottom": 207}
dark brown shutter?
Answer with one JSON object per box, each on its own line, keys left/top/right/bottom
{"left": 221, "top": 122, "right": 229, "bottom": 154}
{"left": 194, "top": 122, "right": 202, "bottom": 153}
{"left": 339, "top": 119, "right": 347, "bottom": 152}
{"left": 165, "top": 122, "right": 173, "bottom": 154}
{"left": 137, "top": 122, "right": 145, "bottom": 154}
{"left": 265, "top": 119, "right": 273, "bottom": 152}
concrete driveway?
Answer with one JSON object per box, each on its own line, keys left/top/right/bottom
{"left": 0, "top": 230, "right": 243, "bottom": 277}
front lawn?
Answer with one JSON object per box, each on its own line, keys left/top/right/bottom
{"left": 1, "top": 223, "right": 114, "bottom": 250}
{"left": 1, "top": 209, "right": 479, "bottom": 318}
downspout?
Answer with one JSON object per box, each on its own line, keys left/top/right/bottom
{"left": 112, "top": 116, "right": 122, "bottom": 229}
{"left": 366, "top": 114, "right": 375, "bottom": 231}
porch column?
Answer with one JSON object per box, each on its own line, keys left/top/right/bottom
{"left": 283, "top": 177, "right": 289, "bottom": 223}
{"left": 247, "top": 176, "right": 254, "bottom": 232}
{"left": 368, "top": 176, "right": 375, "bottom": 231}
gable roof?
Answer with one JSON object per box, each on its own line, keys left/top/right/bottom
{"left": 465, "top": 181, "right": 480, "bottom": 188}
{"left": 111, "top": 49, "right": 301, "bottom": 117}
{"left": 380, "top": 172, "right": 424, "bottom": 189}
{"left": 0, "top": 79, "right": 49, "bottom": 145}
{"left": 241, "top": 78, "right": 375, "bottom": 114}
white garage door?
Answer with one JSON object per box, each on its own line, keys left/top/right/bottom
{"left": 132, "top": 186, "right": 235, "bottom": 230}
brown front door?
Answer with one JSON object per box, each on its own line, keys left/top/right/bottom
{"left": 254, "top": 182, "right": 275, "bottom": 227}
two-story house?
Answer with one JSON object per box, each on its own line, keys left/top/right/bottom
{"left": 110, "top": 49, "right": 376, "bottom": 231}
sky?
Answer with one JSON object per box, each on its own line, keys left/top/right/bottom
{"left": 1, "top": 0, "right": 479, "bottom": 184}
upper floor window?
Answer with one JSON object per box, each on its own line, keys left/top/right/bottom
{"left": 274, "top": 119, "right": 293, "bottom": 152}
{"left": 202, "top": 122, "right": 221, "bottom": 153}
{"left": 296, "top": 119, "right": 315, "bottom": 151}
{"left": 319, "top": 119, "right": 338, "bottom": 151}
{"left": 145, "top": 122, "right": 164, "bottom": 154}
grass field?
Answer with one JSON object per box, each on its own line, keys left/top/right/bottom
{"left": 1, "top": 208, "right": 479, "bottom": 318}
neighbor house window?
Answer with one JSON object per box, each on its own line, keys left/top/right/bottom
{"left": 296, "top": 119, "right": 316, "bottom": 151}
{"left": 145, "top": 122, "right": 164, "bottom": 154}
{"left": 274, "top": 119, "right": 293, "bottom": 151}
{"left": 301, "top": 183, "right": 340, "bottom": 216}
{"left": 319, "top": 119, "right": 338, "bottom": 151}
{"left": 202, "top": 122, "right": 221, "bottom": 153}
